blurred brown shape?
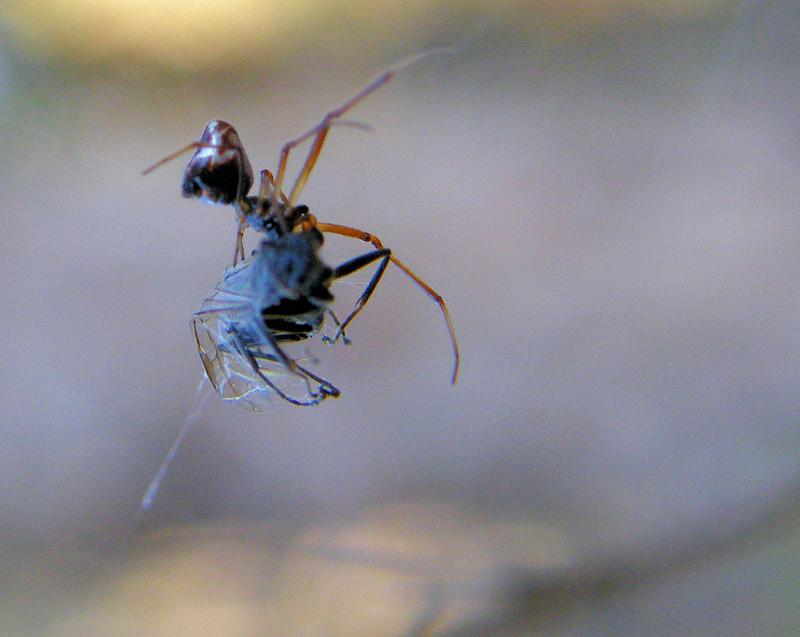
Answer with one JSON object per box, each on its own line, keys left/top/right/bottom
{"left": 50, "top": 503, "right": 569, "bottom": 637}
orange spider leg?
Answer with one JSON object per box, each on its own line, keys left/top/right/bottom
{"left": 316, "top": 221, "right": 460, "bottom": 384}
{"left": 273, "top": 46, "right": 458, "bottom": 207}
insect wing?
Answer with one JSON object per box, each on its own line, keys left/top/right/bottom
{"left": 191, "top": 261, "right": 329, "bottom": 411}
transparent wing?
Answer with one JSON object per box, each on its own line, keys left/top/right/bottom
{"left": 191, "top": 261, "right": 338, "bottom": 412}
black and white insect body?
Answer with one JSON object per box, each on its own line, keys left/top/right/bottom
{"left": 192, "top": 226, "right": 391, "bottom": 410}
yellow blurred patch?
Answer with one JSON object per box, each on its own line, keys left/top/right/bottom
{"left": 0, "top": 0, "right": 732, "bottom": 71}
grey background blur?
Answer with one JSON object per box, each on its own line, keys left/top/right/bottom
{"left": 1, "top": 1, "right": 799, "bottom": 635}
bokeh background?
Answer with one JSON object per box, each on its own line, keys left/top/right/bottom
{"left": 1, "top": 1, "right": 799, "bottom": 635}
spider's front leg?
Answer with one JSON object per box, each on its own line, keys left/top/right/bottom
{"left": 330, "top": 248, "right": 392, "bottom": 344}
{"left": 315, "top": 222, "right": 460, "bottom": 384}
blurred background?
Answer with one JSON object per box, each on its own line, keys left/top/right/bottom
{"left": 1, "top": 0, "right": 799, "bottom": 635}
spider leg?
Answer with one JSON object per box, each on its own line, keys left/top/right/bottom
{"left": 268, "top": 125, "right": 366, "bottom": 209}
{"left": 332, "top": 249, "right": 392, "bottom": 343}
{"left": 317, "top": 222, "right": 459, "bottom": 384}
{"left": 274, "top": 46, "right": 456, "bottom": 207}
{"left": 276, "top": 79, "right": 384, "bottom": 207}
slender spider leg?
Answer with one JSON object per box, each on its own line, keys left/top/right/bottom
{"left": 273, "top": 46, "right": 458, "bottom": 206}
{"left": 316, "top": 222, "right": 460, "bottom": 384}
{"left": 271, "top": 121, "right": 372, "bottom": 207}
{"left": 331, "top": 249, "right": 392, "bottom": 342}
{"left": 261, "top": 126, "right": 373, "bottom": 209}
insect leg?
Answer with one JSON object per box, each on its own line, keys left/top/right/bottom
{"left": 332, "top": 249, "right": 392, "bottom": 342}
{"left": 251, "top": 320, "right": 301, "bottom": 375}
{"left": 295, "top": 362, "right": 341, "bottom": 398}
{"left": 233, "top": 213, "right": 247, "bottom": 265}
{"left": 323, "top": 309, "right": 351, "bottom": 345}
{"left": 317, "top": 222, "right": 460, "bottom": 384}
{"left": 230, "top": 330, "right": 329, "bottom": 407}
{"left": 249, "top": 318, "right": 330, "bottom": 398}
{"left": 250, "top": 351, "right": 339, "bottom": 397}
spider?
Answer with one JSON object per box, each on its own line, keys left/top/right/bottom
{"left": 144, "top": 47, "right": 460, "bottom": 384}
{"left": 193, "top": 219, "right": 395, "bottom": 409}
